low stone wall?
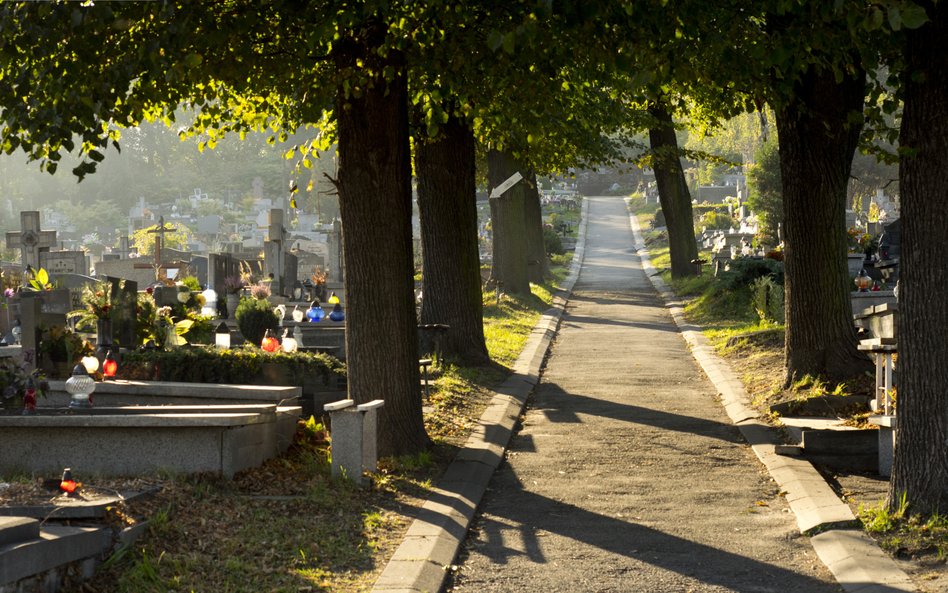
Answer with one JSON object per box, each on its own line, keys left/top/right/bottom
{"left": 0, "top": 404, "right": 300, "bottom": 478}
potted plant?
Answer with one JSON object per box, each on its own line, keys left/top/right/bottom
{"left": 69, "top": 280, "right": 113, "bottom": 345}
{"left": 311, "top": 266, "right": 328, "bottom": 301}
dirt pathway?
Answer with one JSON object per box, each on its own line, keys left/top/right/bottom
{"left": 446, "top": 196, "right": 841, "bottom": 592}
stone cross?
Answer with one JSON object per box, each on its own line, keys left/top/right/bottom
{"left": 146, "top": 216, "right": 177, "bottom": 269}
{"left": 264, "top": 209, "right": 288, "bottom": 294}
{"left": 135, "top": 217, "right": 177, "bottom": 280}
{"left": 327, "top": 218, "right": 345, "bottom": 283}
{"left": 5, "top": 212, "right": 57, "bottom": 274}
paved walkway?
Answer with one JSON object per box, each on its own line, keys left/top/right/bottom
{"left": 446, "top": 197, "right": 841, "bottom": 592}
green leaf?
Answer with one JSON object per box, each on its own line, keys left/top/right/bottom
{"left": 900, "top": 5, "right": 929, "bottom": 29}
{"left": 887, "top": 7, "right": 902, "bottom": 30}
{"left": 866, "top": 6, "right": 884, "bottom": 31}
{"left": 502, "top": 32, "right": 515, "bottom": 55}
{"left": 88, "top": 149, "right": 105, "bottom": 162}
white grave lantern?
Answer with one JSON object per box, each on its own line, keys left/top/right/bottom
{"left": 201, "top": 288, "right": 218, "bottom": 318}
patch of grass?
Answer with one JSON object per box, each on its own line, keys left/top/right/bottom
{"left": 482, "top": 285, "right": 551, "bottom": 367}
{"left": 859, "top": 494, "right": 948, "bottom": 559}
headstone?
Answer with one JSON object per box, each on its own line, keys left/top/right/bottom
{"left": 17, "top": 288, "right": 72, "bottom": 316}
{"left": 5, "top": 212, "right": 57, "bottom": 274}
{"left": 153, "top": 285, "right": 180, "bottom": 308}
{"left": 327, "top": 218, "right": 344, "bottom": 283}
{"left": 107, "top": 277, "right": 138, "bottom": 350}
{"left": 112, "top": 235, "right": 136, "bottom": 259}
{"left": 845, "top": 210, "right": 857, "bottom": 230}
{"left": 48, "top": 273, "right": 97, "bottom": 310}
{"left": 264, "top": 209, "right": 288, "bottom": 295}
{"left": 17, "top": 297, "right": 42, "bottom": 371}
{"left": 878, "top": 219, "right": 901, "bottom": 261}
{"left": 40, "top": 250, "right": 88, "bottom": 276}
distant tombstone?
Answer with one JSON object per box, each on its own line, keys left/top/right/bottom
{"left": 264, "top": 209, "right": 288, "bottom": 295}
{"left": 845, "top": 210, "right": 857, "bottom": 230}
{"left": 153, "top": 285, "right": 180, "bottom": 308}
{"left": 113, "top": 235, "right": 136, "bottom": 259}
{"left": 107, "top": 277, "right": 138, "bottom": 350}
{"left": 190, "top": 255, "right": 208, "bottom": 288}
{"left": 878, "top": 219, "right": 901, "bottom": 261}
{"left": 41, "top": 250, "right": 88, "bottom": 276}
{"left": 252, "top": 177, "right": 264, "bottom": 200}
{"left": 327, "top": 218, "right": 344, "bottom": 282}
{"left": 17, "top": 288, "right": 72, "bottom": 316}
{"left": 5, "top": 211, "right": 57, "bottom": 274}
{"left": 196, "top": 215, "right": 221, "bottom": 235}
{"left": 49, "top": 273, "right": 97, "bottom": 310}
{"left": 17, "top": 298, "right": 42, "bottom": 371}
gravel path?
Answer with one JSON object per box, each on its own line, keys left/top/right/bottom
{"left": 446, "top": 197, "right": 841, "bottom": 593}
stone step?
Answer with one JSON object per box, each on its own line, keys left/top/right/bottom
{"left": 0, "top": 517, "right": 39, "bottom": 547}
{"left": 800, "top": 429, "right": 879, "bottom": 472}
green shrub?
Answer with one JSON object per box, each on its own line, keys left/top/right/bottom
{"left": 717, "top": 257, "right": 784, "bottom": 290}
{"left": 179, "top": 276, "right": 202, "bottom": 292}
{"left": 697, "top": 210, "right": 734, "bottom": 230}
{"left": 235, "top": 298, "right": 279, "bottom": 345}
{"left": 186, "top": 314, "right": 215, "bottom": 345}
{"left": 543, "top": 227, "right": 565, "bottom": 255}
{"left": 121, "top": 346, "right": 345, "bottom": 385}
{"left": 751, "top": 276, "right": 785, "bottom": 323}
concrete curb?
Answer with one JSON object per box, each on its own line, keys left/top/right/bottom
{"left": 371, "top": 198, "right": 590, "bottom": 593}
{"left": 625, "top": 203, "right": 916, "bottom": 593}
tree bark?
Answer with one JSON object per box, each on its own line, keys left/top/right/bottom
{"left": 776, "top": 65, "right": 870, "bottom": 386}
{"left": 335, "top": 42, "right": 428, "bottom": 456}
{"left": 487, "top": 148, "right": 530, "bottom": 294}
{"left": 889, "top": 0, "right": 948, "bottom": 515}
{"left": 648, "top": 104, "right": 698, "bottom": 279}
{"left": 523, "top": 169, "right": 548, "bottom": 283}
{"left": 415, "top": 116, "right": 490, "bottom": 365}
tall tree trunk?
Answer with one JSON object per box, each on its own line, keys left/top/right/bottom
{"left": 415, "top": 116, "right": 490, "bottom": 365}
{"left": 487, "top": 148, "right": 530, "bottom": 294}
{"left": 648, "top": 104, "right": 698, "bottom": 279}
{"left": 335, "top": 43, "right": 428, "bottom": 456}
{"left": 889, "top": 0, "right": 948, "bottom": 515}
{"left": 776, "top": 65, "right": 869, "bottom": 386}
{"left": 523, "top": 169, "right": 548, "bottom": 283}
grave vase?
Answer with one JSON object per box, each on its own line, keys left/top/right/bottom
{"left": 163, "top": 326, "right": 179, "bottom": 350}
{"left": 227, "top": 294, "right": 240, "bottom": 320}
{"left": 96, "top": 318, "right": 112, "bottom": 349}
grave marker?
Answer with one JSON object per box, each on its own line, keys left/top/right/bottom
{"left": 107, "top": 277, "right": 138, "bottom": 350}
{"left": 5, "top": 212, "right": 57, "bottom": 276}
{"left": 41, "top": 251, "right": 88, "bottom": 276}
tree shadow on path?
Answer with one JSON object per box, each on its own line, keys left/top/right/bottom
{"left": 470, "top": 484, "right": 847, "bottom": 593}
{"left": 530, "top": 384, "right": 745, "bottom": 446}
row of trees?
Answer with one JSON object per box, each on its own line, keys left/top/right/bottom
{"left": 1, "top": 1, "right": 945, "bottom": 515}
